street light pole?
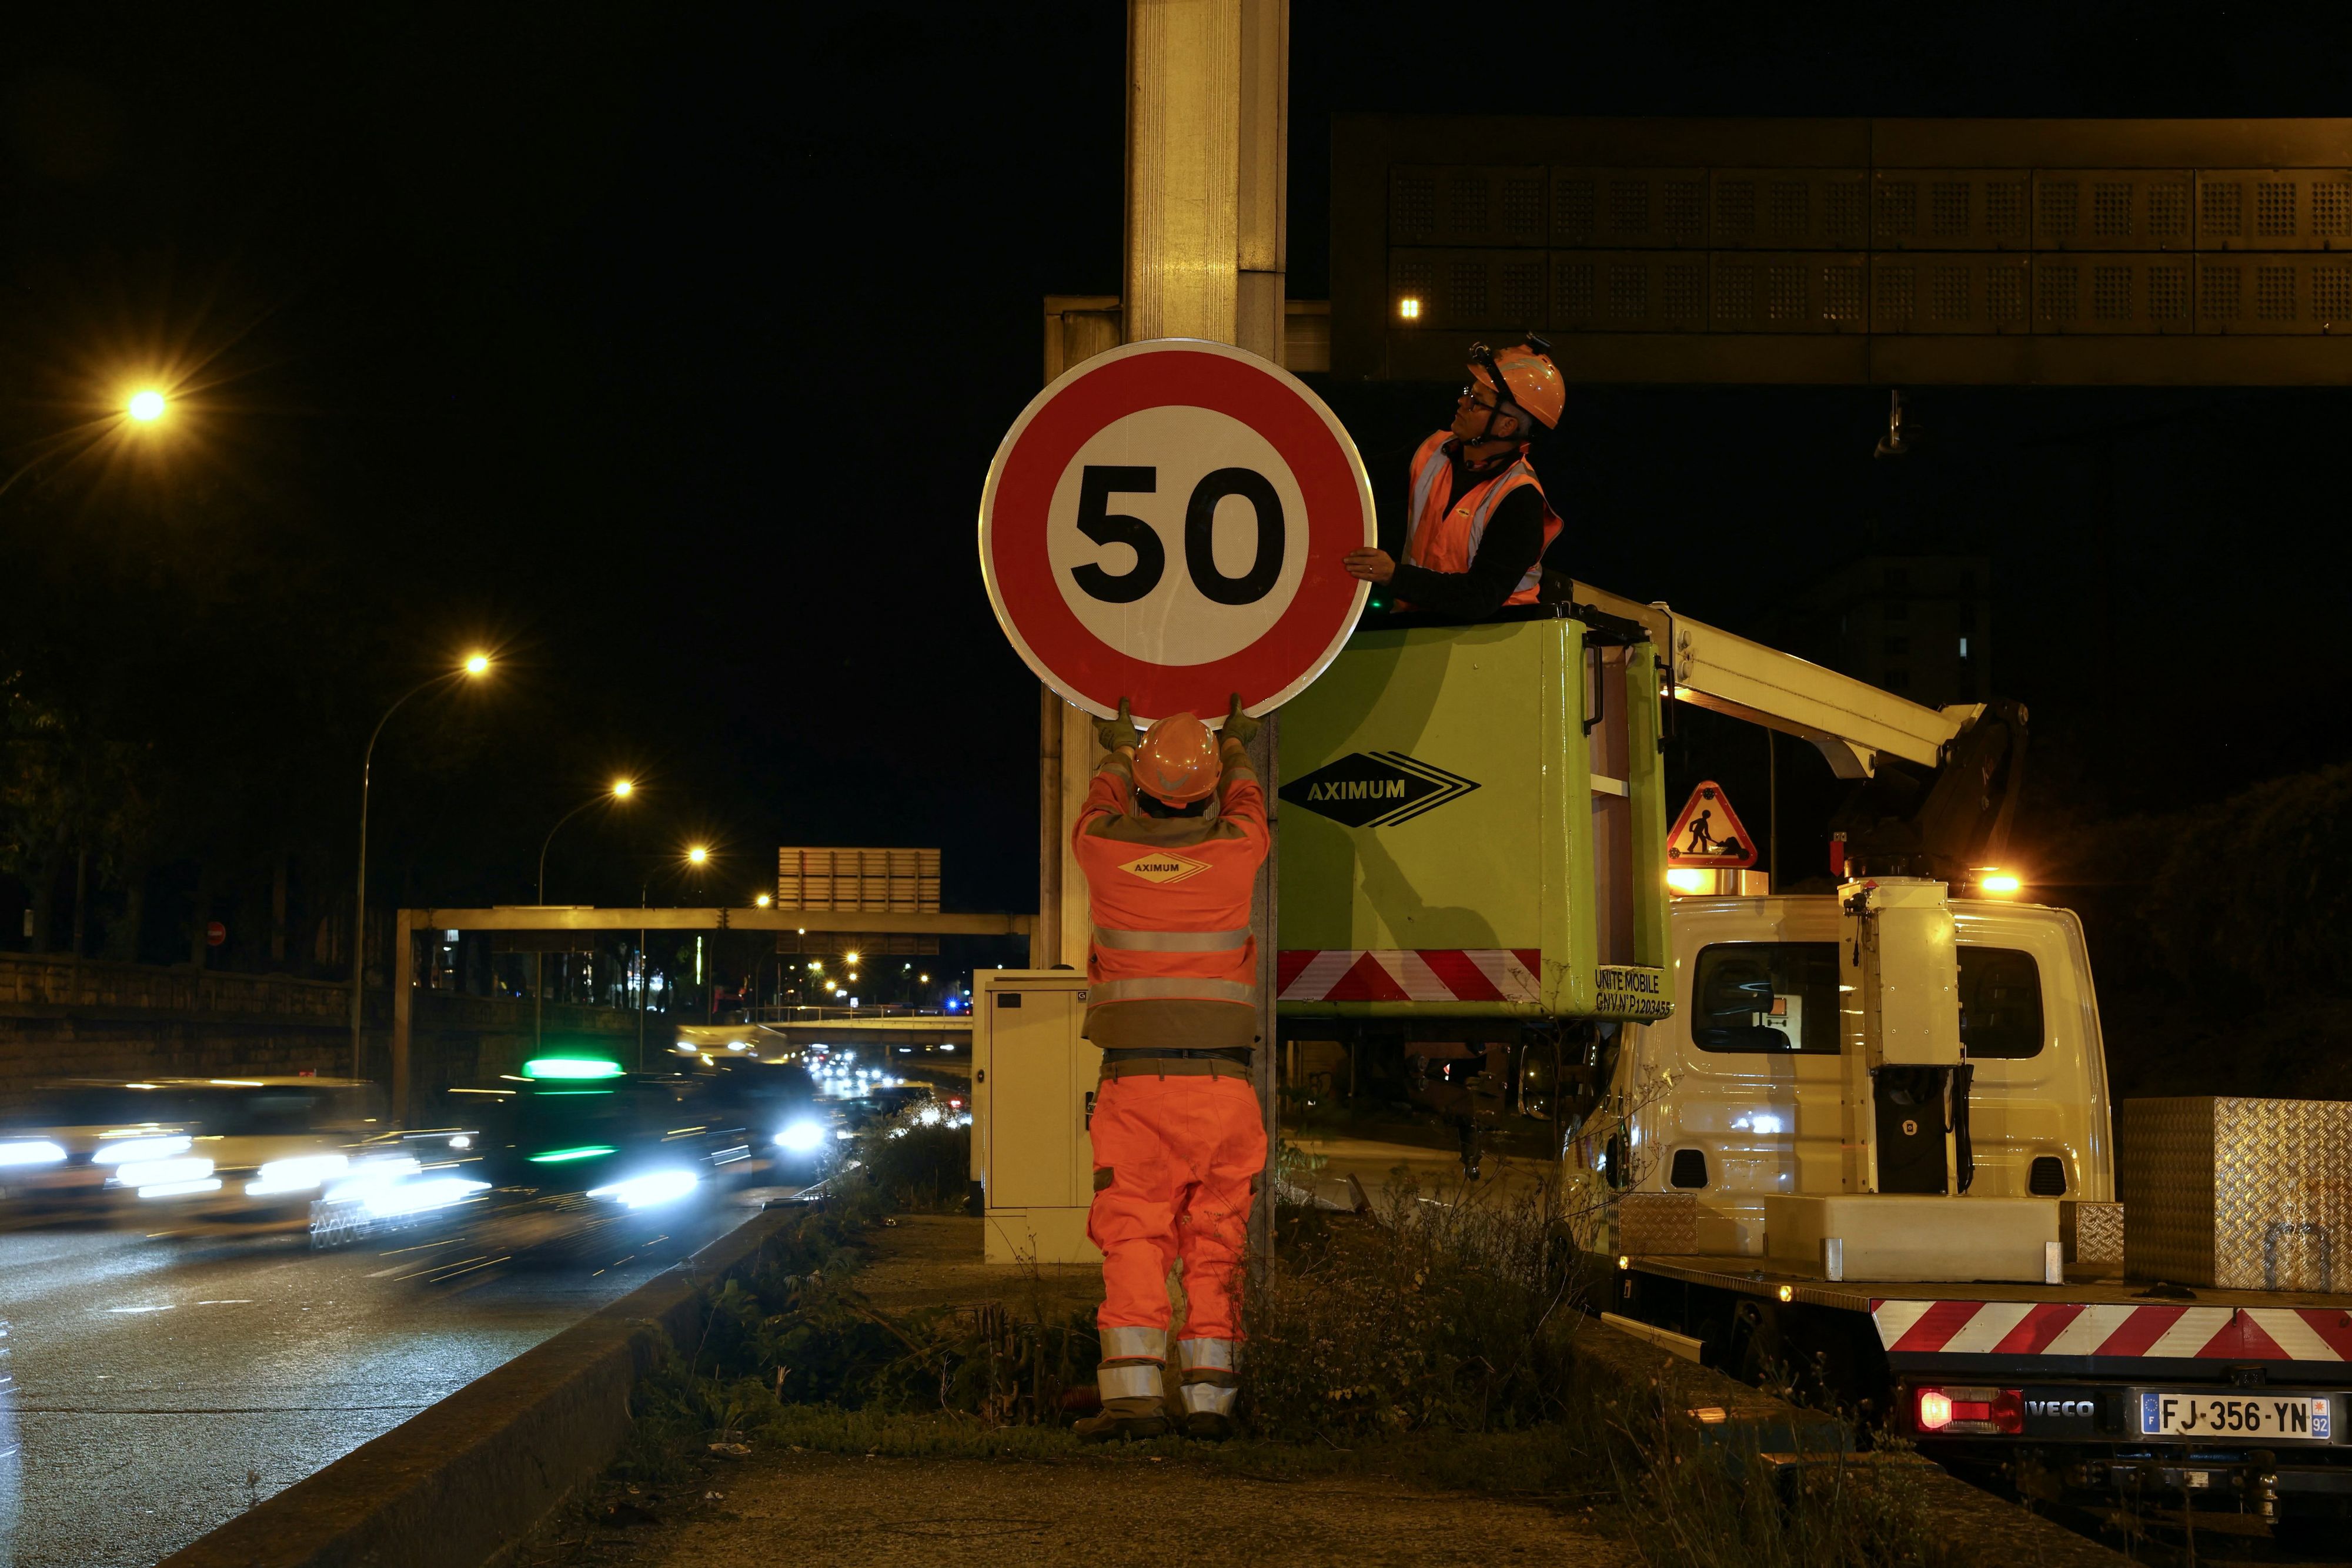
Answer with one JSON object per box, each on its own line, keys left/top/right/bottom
{"left": 534, "top": 780, "right": 633, "bottom": 1049}
{"left": 349, "top": 656, "right": 492, "bottom": 1083}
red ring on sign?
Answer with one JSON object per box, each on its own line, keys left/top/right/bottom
{"left": 985, "top": 345, "right": 1369, "bottom": 719}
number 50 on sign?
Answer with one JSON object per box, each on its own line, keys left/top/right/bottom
{"left": 978, "top": 339, "right": 1375, "bottom": 723}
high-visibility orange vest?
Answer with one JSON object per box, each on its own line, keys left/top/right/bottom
{"left": 1071, "top": 751, "right": 1268, "bottom": 1016}
{"left": 1398, "top": 430, "right": 1562, "bottom": 610}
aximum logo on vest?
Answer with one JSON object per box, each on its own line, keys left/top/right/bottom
{"left": 1118, "top": 848, "right": 1210, "bottom": 885}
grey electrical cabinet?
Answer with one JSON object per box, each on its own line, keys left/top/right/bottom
{"left": 973, "top": 969, "right": 1101, "bottom": 1265}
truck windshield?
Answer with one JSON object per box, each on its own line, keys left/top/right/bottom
{"left": 1690, "top": 943, "right": 1839, "bottom": 1053}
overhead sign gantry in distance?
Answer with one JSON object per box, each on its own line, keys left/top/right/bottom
{"left": 978, "top": 338, "right": 1375, "bottom": 724}
{"left": 1332, "top": 116, "right": 2352, "bottom": 385}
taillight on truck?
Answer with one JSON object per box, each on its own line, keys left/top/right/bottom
{"left": 1912, "top": 1385, "right": 2023, "bottom": 1435}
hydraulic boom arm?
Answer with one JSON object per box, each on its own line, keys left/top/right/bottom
{"left": 1562, "top": 580, "right": 2027, "bottom": 885}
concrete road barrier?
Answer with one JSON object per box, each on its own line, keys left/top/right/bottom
{"left": 159, "top": 1204, "right": 799, "bottom": 1568}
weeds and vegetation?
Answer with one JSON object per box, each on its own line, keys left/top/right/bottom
{"left": 590, "top": 1106, "right": 1951, "bottom": 1567}
{"left": 1610, "top": 1407, "right": 1945, "bottom": 1568}
{"left": 1244, "top": 1171, "right": 1589, "bottom": 1440}
{"left": 853, "top": 1118, "right": 971, "bottom": 1212}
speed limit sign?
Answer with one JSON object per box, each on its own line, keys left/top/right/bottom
{"left": 979, "top": 338, "right": 1374, "bottom": 721}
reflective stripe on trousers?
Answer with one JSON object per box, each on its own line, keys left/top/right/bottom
{"left": 1178, "top": 1337, "right": 1240, "bottom": 1417}
{"left": 1097, "top": 1323, "right": 1168, "bottom": 1407}
{"left": 1088, "top": 976, "right": 1257, "bottom": 1005}
{"left": 1097, "top": 1360, "right": 1166, "bottom": 1403}
{"left": 1102, "top": 1325, "right": 1167, "bottom": 1362}
{"left": 1091, "top": 925, "right": 1252, "bottom": 952}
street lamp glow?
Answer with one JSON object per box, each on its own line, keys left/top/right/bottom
{"left": 1979, "top": 871, "right": 2023, "bottom": 897}
{"left": 126, "top": 389, "right": 168, "bottom": 422}
{"left": 463, "top": 653, "right": 491, "bottom": 676}
{"left": 754, "top": 894, "right": 772, "bottom": 907}
{"left": 611, "top": 779, "right": 633, "bottom": 798}
{"left": 686, "top": 845, "right": 708, "bottom": 865}
{"left": 843, "top": 950, "right": 861, "bottom": 966}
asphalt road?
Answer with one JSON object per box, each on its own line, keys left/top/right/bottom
{"left": 0, "top": 1184, "right": 784, "bottom": 1568}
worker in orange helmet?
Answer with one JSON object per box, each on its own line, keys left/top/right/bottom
{"left": 1069, "top": 693, "right": 1269, "bottom": 1443}
{"left": 1343, "top": 335, "right": 1565, "bottom": 619}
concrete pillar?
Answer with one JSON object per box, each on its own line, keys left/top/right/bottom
{"left": 1234, "top": 0, "right": 1289, "bottom": 362}
{"left": 1123, "top": 0, "right": 1288, "bottom": 1251}
{"left": 1032, "top": 8, "right": 1290, "bottom": 1251}
{"left": 1124, "top": 0, "right": 1240, "bottom": 342}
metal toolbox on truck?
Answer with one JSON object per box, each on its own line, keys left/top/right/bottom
{"left": 2122, "top": 1096, "right": 2352, "bottom": 1292}
{"left": 1274, "top": 613, "right": 1674, "bottom": 1021}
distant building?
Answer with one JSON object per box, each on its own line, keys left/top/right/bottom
{"left": 1769, "top": 555, "right": 1990, "bottom": 708}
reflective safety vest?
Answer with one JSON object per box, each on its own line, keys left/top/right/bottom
{"left": 1398, "top": 430, "right": 1562, "bottom": 610}
{"left": 1071, "top": 753, "right": 1269, "bottom": 1014}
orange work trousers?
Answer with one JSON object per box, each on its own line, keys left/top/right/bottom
{"left": 1086, "top": 1071, "right": 1266, "bottom": 1342}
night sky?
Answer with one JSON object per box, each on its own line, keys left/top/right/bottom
{"left": 6, "top": 3, "right": 2352, "bottom": 978}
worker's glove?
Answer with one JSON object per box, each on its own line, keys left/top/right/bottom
{"left": 1220, "top": 694, "right": 1262, "bottom": 747}
{"left": 1093, "top": 697, "right": 1138, "bottom": 754}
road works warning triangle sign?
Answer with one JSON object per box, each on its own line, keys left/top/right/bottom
{"left": 1665, "top": 780, "right": 1756, "bottom": 868}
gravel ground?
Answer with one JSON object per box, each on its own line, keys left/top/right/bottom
{"left": 544, "top": 1449, "right": 1622, "bottom": 1568}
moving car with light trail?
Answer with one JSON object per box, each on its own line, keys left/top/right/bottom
{"left": 473, "top": 1055, "right": 754, "bottom": 1212}
{"left": 0, "top": 1082, "right": 202, "bottom": 1216}
{"left": 93, "top": 1077, "right": 452, "bottom": 1224}
{"left": 696, "top": 1059, "right": 837, "bottom": 1176}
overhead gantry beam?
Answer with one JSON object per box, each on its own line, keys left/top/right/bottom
{"left": 406, "top": 907, "right": 1035, "bottom": 936}
{"left": 387, "top": 906, "right": 1035, "bottom": 1120}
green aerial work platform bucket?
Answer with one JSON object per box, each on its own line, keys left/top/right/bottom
{"left": 1274, "top": 611, "right": 1675, "bottom": 1024}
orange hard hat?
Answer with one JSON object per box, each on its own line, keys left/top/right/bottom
{"left": 1469, "top": 340, "right": 1564, "bottom": 431}
{"left": 1133, "top": 711, "right": 1220, "bottom": 805}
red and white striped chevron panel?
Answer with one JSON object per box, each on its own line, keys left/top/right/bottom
{"left": 1277, "top": 949, "right": 1541, "bottom": 1004}
{"left": 1873, "top": 1299, "right": 2352, "bottom": 1363}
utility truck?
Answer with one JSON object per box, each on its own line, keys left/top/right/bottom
{"left": 1275, "top": 586, "right": 2351, "bottom": 1527}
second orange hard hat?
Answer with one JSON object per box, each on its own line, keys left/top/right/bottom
{"left": 1133, "top": 711, "right": 1221, "bottom": 805}
{"left": 1469, "top": 342, "right": 1564, "bottom": 431}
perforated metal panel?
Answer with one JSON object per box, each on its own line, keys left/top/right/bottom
{"left": 2032, "top": 170, "right": 2196, "bottom": 250}
{"left": 1709, "top": 253, "right": 1868, "bottom": 333}
{"left": 1873, "top": 170, "right": 2032, "bottom": 250}
{"left": 1339, "top": 118, "right": 2352, "bottom": 382}
{"left": 1709, "top": 168, "right": 1869, "bottom": 249}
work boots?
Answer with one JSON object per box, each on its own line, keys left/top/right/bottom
{"left": 1080, "top": 1325, "right": 1171, "bottom": 1442}
{"left": 1074, "top": 1408, "right": 1170, "bottom": 1442}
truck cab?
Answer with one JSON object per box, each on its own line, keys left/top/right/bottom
{"left": 1602, "top": 893, "right": 2113, "bottom": 1252}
